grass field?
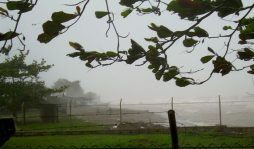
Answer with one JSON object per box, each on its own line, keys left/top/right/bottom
{"left": 15, "top": 111, "right": 114, "bottom": 131}
{"left": 19, "top": 119, "right": 112, "bottom": 131}
{"left": 3, "top": 132, "right": 254, "bottom": 148}
{"left": 2, "top": 111, "right": 254, "bottom": 148}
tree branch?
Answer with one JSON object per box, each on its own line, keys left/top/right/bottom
{"left": 61, "top": 0, "right": 90, "bottom": 34}
{"left": 196, "top": 3, "right": 254, "bottom": 85}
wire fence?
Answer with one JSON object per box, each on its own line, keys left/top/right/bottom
{"left": 2, "top": 143, "right": 254, "bottom": 149}
{"left": 1, "top": 96, "right": 254, "bottom": 131}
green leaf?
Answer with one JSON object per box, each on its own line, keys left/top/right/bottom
{"left": 163, "top": 66, "right": 179, "bottom": 82}
{"left": 217, "top": 0, "right": 242, "bottom": 18}
{"left": 97, "top": 53, "right": 107, "bottom": 61}
{"left": 155, "top": 67, "right": 165, "bottom": 80}
{"left": 167, "top": 0, "right": 213, "bottom": 20}
{"left": 144, "top": 37, "right": 158, "bottom": 43}
{"left": 212, "top": 56, "right": 232, "bottom": 76}
{"left": 250, "top": 64, "right": 254, "bottom": 70}
{"left": 69, "top": 42, "right": 83, "bottom": 51}
{"left": 129, "top": 39, "right": 145, "bottom": 55}
{"left": 95, "top": 11, "right": 109, "bottom": 19}
{"left": 220, "top": 65, "right": 232, "bottom": 76}
{"left": 37, "top": 33, "right": 57, "bottom": 43}
{"left": 157, "top": 25, "right": 173, "bottom": 38}
{"left": 7, "top": 1, "right": 34, "bottom": 13}
{"left": 79, "top": 52, "right": 90, "bottom": 61}
{"left": 208, "top": 47, "right": 215, "bottom": 54}
{"left": 126, "top": 54, "right": 143, "bottom": 64}
{"left": 7, "top": 1, "right": 24, "bottom": 10}
{"left": 223, "top": 26, "right": 232, "bottom": 30}
{"left": 119, "top": 0, "right": 140, "bottom": 7}
{"left": 51, "top": 11, "right": 78, "bottom": 23}
{"left": 142, "top": 8, "right": 153, "bottom": 12}
{"left": 183, "top": 38, "right": 198, "bottom": 47}
{"left": 67, "top": 52, "right": 81, "bottom": 58}
{"left": 237, "top": 48, "right": 254, "bottom": 61}
{"left": 175, "top": 78, "right": 192, "bottom": 87}
{"left": 247, "top": 70, "right": 254, "bottom": 74}
{"left": 239, "top": 33, "right": 254, "bottom": 41}
{"left": 174, "top": 31, "right": 184, "bottom": 37}
{"left": 148, "top": 23, "right": 158, "bottom": 31}
{"left": 106, "top": 51, "right": 118, "bottom": 57}
{"left": 238, "top": 40, "right": 247, "bottom": 45}
{"left": 187, "top": 31, "right": 196, "bottom": 37}
{"left": 156, "top": 43, "right": 163, "bottom": 50}
{"left": 152, "top": 63, "right": 160, "bottom": 73}
{"left": 148, "top": 23, "right": 173, "bottom": 38}
{"left": 194, "top": 27, "right": 209, "bottom": 37}
{"left": 145, "top": 50, "right": 159, "bottom": 62}
{"left": 200, "top": 55, "right": 214, "bottom": 64}
{"left": 85, "top": 63, "right": 93, "bottom": 68}
{"left": 42, "top": 21, "right": 65, "bottom": 35}
{"left": 148, "top": 65, "right": 154, "bottom": 69}
{"left": 0, "top": 31, "right": 19, "bottom": 41}
{"left": 148, "top": 45, "right": 157, "bottom": 51}
{"left": 121, "top": 9, "right": 132, "bottom": 18}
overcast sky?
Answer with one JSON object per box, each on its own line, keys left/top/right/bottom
{"left": 1, "top": 0, "right": 254, "bottom": 104}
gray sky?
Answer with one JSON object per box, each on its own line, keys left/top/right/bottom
{"left": 1, "top": 0, "right": 254, "bottom": 104}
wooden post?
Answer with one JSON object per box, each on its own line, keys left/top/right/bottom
{"left": 120, "top": 98, "right": 122, "bottom": 124}
{"left": 171, "top": 97, "right": 173, "bottom": 110}
{"left": 56, "top": 105, "right": 58, "bottom": 123}
{"left": 21, "top": 102, "right": 25, "bottom": 126}
{"left": 69, "top": 100, "right": 72, "bottom": 131}
{"left": 168, "top": 110, "right": 178, "bottom": 149}
{"left": 23, "top": 105, "right": 25, "bottom": 125}
{"left": 219, "top": 95, "right": 222, "bottom": 126}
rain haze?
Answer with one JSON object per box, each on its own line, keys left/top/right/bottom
{"left": 1, "top": 0, "right": 254, "bottom": 104}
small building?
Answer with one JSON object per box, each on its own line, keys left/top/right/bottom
{"left": 39, "top": 104, "right": 58, "bottom": 123}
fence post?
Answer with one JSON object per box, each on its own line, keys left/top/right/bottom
{"left": 219, "top": 95, "right": 222, "bottom": 126}
{"left": 171, "top": 97, "right": 173, "bottom": 110}
{"left": 168, "top": 110, "right": 178, "bottom": 149}
{"left": 69, "top": 100, "right": 72, "bottom": 131}
{"left": 21, "top": 102, "right": 25, "bottom": 126}
{"left": 120, "top": 98, "right": 122, "bottom": 124}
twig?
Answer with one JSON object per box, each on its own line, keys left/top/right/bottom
{"left": 64, "top": 0, "right": 87, "bottom": 6}
{"left": 61, "top": 0, "right": 90, "bottom": 34}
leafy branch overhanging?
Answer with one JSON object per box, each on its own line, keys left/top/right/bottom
{"left": 1, "top": 0, "right": 254, "bottom": 87}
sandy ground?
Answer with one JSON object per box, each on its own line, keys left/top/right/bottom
{"left": 70, "top": 105, "right": 167, "bottom": 124}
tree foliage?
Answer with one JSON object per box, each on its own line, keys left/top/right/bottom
{"left": 85, "top": 92, "right": 100, "bottom": 101}
{"left": 1, "top": 0, "right": 254, "bottom": 87}
{"left": 0, "top": 51, "right": 65, "bottom": 116}
{"left": 52, "top": 78, "right": 85, "bottom": 97}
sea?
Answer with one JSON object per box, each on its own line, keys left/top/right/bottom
{"left": 106, "top": 96, "right": 254, "bottom": 127}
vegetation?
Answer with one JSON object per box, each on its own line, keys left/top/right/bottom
{"left": 1, "top": 0, "right": 254, "bottom": 87}
{"left": 0, "top": 51, "right": 66, "bottom": 117}
{"left": 52, "top": 78, "right": 85, "bottom": 97}
{"left": 2, "top": 110, "right": 254, "bottom": 148}
{"left": 17, "top": 112, "right": 112, "bottom": 131}
{"left": 3, "top": 132, "right": 254, "bottom": 148}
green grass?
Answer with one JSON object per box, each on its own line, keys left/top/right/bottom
{"left": 19, "top": 121, "right": 111, "bottom": 131}
{"left": 3, "top": 111, "right": 254, "bottom": 148}
{"left": 3, "top": 133, "right": 254, "bottom": 148}
{"left": 15, "top": 112, "right": 113, "bottom": 131}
